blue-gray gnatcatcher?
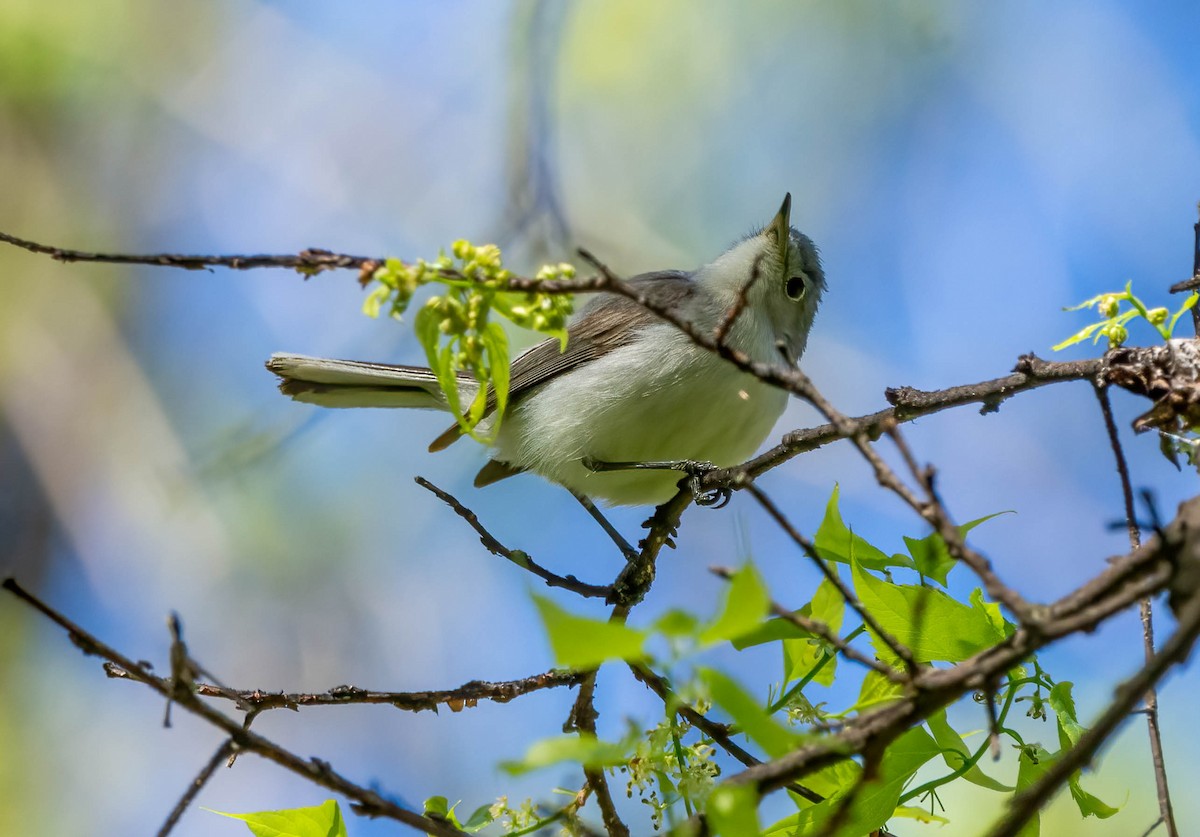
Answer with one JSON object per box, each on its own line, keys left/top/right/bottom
{"left": 268, "top": 195, "right": 825, "bottom": 507}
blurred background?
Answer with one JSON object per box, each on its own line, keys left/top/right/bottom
{"left": 2, "top": 1, "right": 1199, "bottom": 834}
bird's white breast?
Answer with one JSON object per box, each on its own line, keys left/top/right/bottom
{"left": 493, "top": 323, "right": 787, "bottom": 505}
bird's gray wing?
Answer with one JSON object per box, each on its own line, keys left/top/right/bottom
{"left": 429, "top": 270, "right": 696, "bottom": 452}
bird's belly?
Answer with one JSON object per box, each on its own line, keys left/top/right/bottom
{"left": 493, "top": 330, "right": 787, "bottom": 505}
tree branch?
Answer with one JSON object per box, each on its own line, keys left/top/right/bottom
{"left": 103, "top": 661, "right": 584, "bottom": 713}
{"left": 1, "top": 578, "right": 465, "bottom": 837}
{"left": 1095, "top": 384, "right": 1178, "bottom": 837}
{"left": 416, "top": 477, "right": 612, "bottom": 599}
{"left": 157, "top": 738, "right": 237, "bottom": 836}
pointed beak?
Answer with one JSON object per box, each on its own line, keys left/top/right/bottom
{"left": 769, "top": 193, "right": 792, "bottom": 245}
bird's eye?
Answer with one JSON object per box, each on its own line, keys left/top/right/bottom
{"left": 785, "top": 275, "right": 807, "bottom": 301}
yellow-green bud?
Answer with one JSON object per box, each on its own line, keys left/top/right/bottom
{"left": 1104, "top": 323, "right": 1128, "bottom": 346}
{"left": 1147, "top": 307, "right": 1169, "bottom": 325}
{"left": 452, "top": 240, "right": 473, "bottom": 260}
{"left": 1098, "top": 294, "right": 1120, "bottom": 318}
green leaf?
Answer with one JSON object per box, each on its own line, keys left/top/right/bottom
{"left": 423, "top": 796, "right": 453, "bottom": 819}
{"left": 654, "top": 608, "right": 702, "bottom": 638}
{"left": 1066, "top": 776, "right": 1120, "bottom": 820}
{"left": 788, "top": 760, "right": 861, "bottom": 801}
{"left": 208, "top": 800, "right": 347, "bottom": 837}
{"left": 834, "top": 668, "right": 906, "bottom": 717}
{"left": 1048, "top": 682, "right": 1083, "bottom": 748}
{"left": 532, "top": 595, "right": 647, "bottom": 669}
{"left": 707, "top": 783, "right": 761, "bottom": 837}
{"left": 815, "top": 485, "right": 913, "bottom": 571}
{"left": 890, "top": 805, "right": 950, "bottom": 825}
{"left": 700, "top": 564, "right": 771, "bottom": 646}
{"left": 1052, "top": 321, "right": 1105, "bottom": 351}
{"left": 1047, "top": 683, "right": 1120, "bottom": 819}
{"left": 1013, "top": 745, "right": 1054, "bottom": 837}
{"left": 699, "top": 668, "right": 802, "bottom": 759}
{"left": 461, "top": 804, "right": 496, "bottom": 832}
{"left": 903, "top": 511, "right": 1012, "bottom": 586}
{"left": 926, "top": 709, "right": 1012, "bottom": 792}
{"left": 851, "top": 559, "right": 1007, "bottom": 663}
{"left": 731, "top": 613, "right": 813, "bottom": 650}
{"left": 766, "top": 727, "right": 939, "bottom": 836}
{"left": 1169, "top": 292, "right": 1199, "bottom": 335}
{"left": 481, "top": 321, "right": 510, "bottom": 421}
{"left": 970, "top": 588, "right": 1014, "bottom": 639}
{"left": 501, "top": 733, "right": 630, "bottom": 775}
{"left": 783, "top": 577, "right": 845, "bottom": 687}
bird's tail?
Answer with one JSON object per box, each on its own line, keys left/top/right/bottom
{"left": 266, "top": 353, "right": 478, "bottom": 410}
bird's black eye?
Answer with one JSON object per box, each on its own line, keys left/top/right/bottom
{"left": 785, "top": 275, "right": 807, "bottom": 300}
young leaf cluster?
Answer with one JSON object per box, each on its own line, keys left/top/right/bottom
{"left": 362, "top": 242, "right": 576, "bottom": 441}
{"left": 1054, "top": 281, "right": 1197, "bottom": 350}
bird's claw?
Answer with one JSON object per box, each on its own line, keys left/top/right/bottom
{"left": 679, "top": 460, "right": 731, "bottom": 509}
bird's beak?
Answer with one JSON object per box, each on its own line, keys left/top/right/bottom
{"left": 769, "top": 193, "right": 792, "bottom": 246}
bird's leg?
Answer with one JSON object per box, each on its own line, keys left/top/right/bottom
{"left": 581, "top": 457, "right": 732, "bottom": 509}
{"left": 571, "top": 491, "right": 638, "bottom": 562}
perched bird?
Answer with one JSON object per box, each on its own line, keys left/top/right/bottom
{"left": 268, "top": 195, "right": 824, "bottom": 507}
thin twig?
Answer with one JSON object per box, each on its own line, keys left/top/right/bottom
{"left": 712, "top": 254, "right": 764, "bottom": 344}
{"left": 1139, "top": 816, "right": 1167, "bottom": 837}
{"left": 1, "top": 578, "right": 465, "bottom": 837}
{"left": 416, "top": 477, "right": 611, "bottom": 599}
{"left": 157, "top": 738, "right": 236, "bottom": 836}
{"left": 104, "top": 662, "right": 584, "bottom": 713}
{"left": 709, "top": 565, "right": 903, "bottom": 681}
{"left": 706, "top": 354, "right": 1105, "bottom": 490}
{"left": 1095, "top": 384, "right": 1178, "bottom": 837}
{"left": 744, "top": 483, "right": 916, "bottom": 671}
{"left": 562, "top": 670, "right": 628, "bottom": 837}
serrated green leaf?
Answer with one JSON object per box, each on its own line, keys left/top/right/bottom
{"left": 815, "top": 485, "right": 913, "bottom": 571}
{"left": 532, "top": 595, "right": 647, "bottom": 669}
{"left": 851, "top": 559, "right": 1007, "bottom": 663}
{"left": 926, "top": 709, "right": 1012, "bottom": 792}
{"left": 699, "top": 668, "right": 802, "bottom": 759}
{"left": 208, "top": 800, "right": 347, "bottom": 837}
{"left": 707, "top": 783, "right": 761, "bottom": 837}
{"left": 501, "top": 733, "right": 630, "bottom": 775}
{"left": 766, "top": 727, "right": 939, "bottom": 836}
{"left": 699, "top": 563, "right": 770, "bottom": 646}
